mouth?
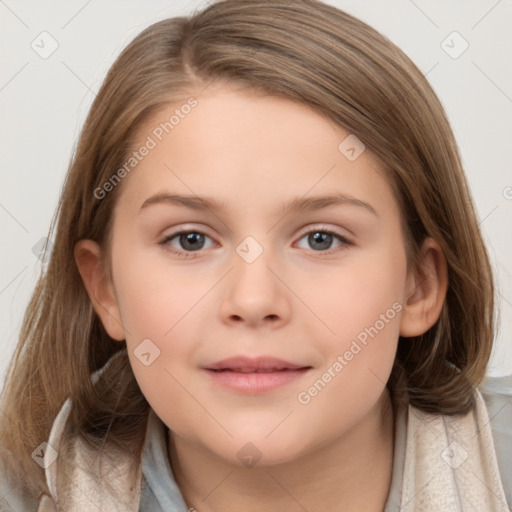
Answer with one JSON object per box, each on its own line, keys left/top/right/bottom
{"left": 203, "top": 356, "right": 312, "bottom": 394}
{"left": 209, "top": 368, "right": 307, "bottom": 373}
{"left": 205, "top": 355, "right": 310, "bottom": 372}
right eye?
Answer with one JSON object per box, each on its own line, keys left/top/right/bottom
{"left": 159, "top": 230, "right": 217, "bottom": 258}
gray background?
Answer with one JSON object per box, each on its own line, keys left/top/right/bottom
{"left": 1, "top": 0, "right": 511, "bottom": 394}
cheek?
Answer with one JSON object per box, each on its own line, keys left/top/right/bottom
{"left": 298, "top": 243, "right": 405, "bottom": 413}
{"left": 112, "top": 244, "right": 211, "bottom": 339}
{"left": 110, "top": 246, "right": 215, "bottom": 411}
{"left": 294, "top": 294, "right": 401, "bottom": 445}
{"left": 312, "top": 237, "right": 407, "bottom": 350}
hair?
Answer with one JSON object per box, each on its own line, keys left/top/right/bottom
{"left": 0, "top": 0, "right": 495, "bottom": 501}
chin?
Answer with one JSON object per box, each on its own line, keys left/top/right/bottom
{"left": 216, "top": 435, "right": 305, "bottom": 469}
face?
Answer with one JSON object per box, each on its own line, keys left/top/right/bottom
{"left": 98, "top": 83, "right": 411, "bottom": 466}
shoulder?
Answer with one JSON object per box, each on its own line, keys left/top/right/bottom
{"left": 479, "top": 373, "right": 512, "bottom": 507}
{"left": 479, "top": 373, "right": 512, "bottom": 440}
{"left": 0, "top": 457, "right": 38, "bottom": 511}
{"left": 1, "top": 395, "right": 144, "bottom": 512}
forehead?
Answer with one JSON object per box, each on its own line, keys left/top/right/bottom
{"left": 115, "top": 85, "right": 396, "bottom": 219}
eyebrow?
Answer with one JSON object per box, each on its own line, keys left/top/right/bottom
{"left": 139, "top": 192, "right": 378, "bottom": 217}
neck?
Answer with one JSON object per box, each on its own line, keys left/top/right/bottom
{"left": 168, "top": 387, "right": 395, "bottom": 512}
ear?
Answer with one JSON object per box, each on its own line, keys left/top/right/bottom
{"left": 399, "top": 237, "right": 448, "bottom": 338}
{"left": 74, "top": 239, "right": 125, "bottom": 341}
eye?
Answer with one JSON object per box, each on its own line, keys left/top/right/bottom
{"left": 159, "top": 230, "right": 216, "bottom": 258}
{"left": 159, "top": 226, "right": 352, "bottom": 259}
{"left": 295, "top": 227, "right": 351, "bottom": 253}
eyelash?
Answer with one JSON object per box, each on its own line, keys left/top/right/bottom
{"left": 158, "top": 225, "right": 353, "bottom": 259}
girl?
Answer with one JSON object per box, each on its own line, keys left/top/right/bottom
{"left": 1, "top": 0, "right": 510, "bottom": 510}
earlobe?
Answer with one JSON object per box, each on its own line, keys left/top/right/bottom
{"left": 399, "top": 238, "right": 448, "bottom": 338}
{"left": 74, "top": 239, "right": 125, "bottom": 341}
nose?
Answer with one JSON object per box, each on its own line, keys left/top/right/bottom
{"left": 219, "top": 243, "right": 291, "bottom": 329}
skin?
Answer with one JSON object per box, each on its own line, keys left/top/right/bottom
{"left": 75, "top": 82, "right": 448, "bottom": 511}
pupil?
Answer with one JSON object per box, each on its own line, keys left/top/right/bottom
{"left": 309, "top": 232, "right": 332, "bottom": 250}
{"left": 181, "top": 233, "right": 204, "bottom": 251}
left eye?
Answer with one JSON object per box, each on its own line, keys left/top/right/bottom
{"left": 295, "top": 230, "right": 349, "bottom": 252}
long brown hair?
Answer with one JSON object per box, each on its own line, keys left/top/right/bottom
{"left": 0, "top": 0, "right": 495, "bottom": 500}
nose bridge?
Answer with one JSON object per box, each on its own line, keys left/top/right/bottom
{"left": 219, "top": 234, "right": 290, "bottom": 326}
{"left": 232, "top": 234, "right": 278, "bottom": 296}
{"left": 235, "top": 235, "right": 266, "bottom": 266}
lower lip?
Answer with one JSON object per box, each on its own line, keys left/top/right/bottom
{"left": 203, "top": 368, "right": 311, "bottom": 394}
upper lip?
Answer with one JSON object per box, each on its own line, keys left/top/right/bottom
{"left": 205, "top": 356, "right": 311, "bottom": 372}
